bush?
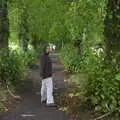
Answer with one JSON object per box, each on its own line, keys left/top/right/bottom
{"left": 0, "top": 87, "right": 8, "bottom": 113}
{"left": 24, "top": 50, "right": 38, "bottom": 66}
{"left": 86, "top": 66, "right": 120, "bottom": 112}
{"left": 60, "top": 45, "right": 120, "bottom": 113}
{"left": 0, "top": 51, "right": 28, "bottom": 86}
{"left": 59, "top": 87, "right": 81, "bottom": 115}
{"left": 60, "top": 44, "right": 81, "bottom": 73}
{"left": 82, "top": 52, "right": 120, "bottom": 112}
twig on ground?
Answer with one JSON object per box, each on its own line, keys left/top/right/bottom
{"left": 93, "top": 107, "right": 120, "bottom": 120}
{"left": 7, "top": 85, "right": 21, "bottom": 100}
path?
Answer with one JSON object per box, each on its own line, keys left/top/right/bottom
{"left": 0, "top": 53, "right": 69, "bottom": 120}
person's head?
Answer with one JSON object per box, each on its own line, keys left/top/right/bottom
{"left": 43, "top": 45, "right": 50, "bottom": 54}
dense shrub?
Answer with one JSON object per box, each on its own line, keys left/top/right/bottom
{"left": 59, "top": 87, "right": 81, "bottom": 115}
{"left": 0, "top": 88, "right": 9, "bottom": 112}
{"left": 60, "top": 44, "right": 81, "bottom": 73}
{"left": 60, "top": 46, "right": 120, "bottom": 113}
{"left": 23, "top": 50, "right": 38, "bottom": 66}
{"left": 84, "top": 55, "right": 120, "bottom": 112}
{"left": 0, "top": 51, "right": 28, "bottom": 86}
{"left": 76, "top": 49, "right": 120, "bottom": 112}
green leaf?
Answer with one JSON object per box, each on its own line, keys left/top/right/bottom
{"left": 68, "top": 93, "right": 74, "bottom": 98}
{"left": 115, "top": 73, "right": 120, "bottom": 81}
{"left": 0, "top": 103, "right": 5, "bottom": 109}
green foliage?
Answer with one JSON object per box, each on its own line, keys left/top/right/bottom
{"left": 0, "top": 103, "right": 5, "bottom": 110}
{"left": 58, "top": 0, "right": 119, "bottom": 113}
{"left": 0, "top": 51, "right": 27, "bottom": 86}
{"left": 6, "top": 0, "right": 120, "bottom": 116}
{"left": 8, "top": 1, "right": 20, "bottom": 47}
{"left": 84, "top": 56, "right": 120, "bottom": 112}
{"left": 59, "top": 87, "right": 81, "bottom": 115}
{"left": 8, "top": 0, "right": 107, "bottom": 50}
{"left": 65, "top": 74, "right": 88, "bottom": 100}
{"left": 115, "top": 73, "right": 120, "bottom": 81}
{"left": 0, "top": 88, "right": 8, "bottom": 112}
{"left": 60, "top": 44, "right": 81, "bottom": 73}
{"left": 21, "top": 50, "right": 38, "bottom": 66}
{"left": 61, "top": 43, "right": 120, "bottom": 113}
{"left": 62, "top": 49, "right": 120, "bottom": 113}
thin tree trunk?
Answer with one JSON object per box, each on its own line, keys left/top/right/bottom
{"left": 0, "top": 0, "right": 9, "bottom": 54}
{"left": 18, "top": 1, "right": 29, "bottom": 52}
{"left": 104, "top": 0, "right": 120, "bottom": 63}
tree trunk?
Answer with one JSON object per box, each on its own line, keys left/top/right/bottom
{"left": 0, "top": 0, "right": 9, "bottom": 54}
{"left": 18, "top": 1, "right": 29, "bottom": 52}
{"left": 104, "top": 0, "right": 120, "bottom": 65}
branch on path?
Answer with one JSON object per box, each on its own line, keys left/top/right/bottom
{"left": 7, "top": 85, "right": 21, "bottom": 100}
{"left": 93, "top": 107, "right": 120, "bottom": 120}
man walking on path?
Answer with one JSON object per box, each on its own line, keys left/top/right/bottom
{"left": 40, "top": 45, "right": 57, "bottom": 107}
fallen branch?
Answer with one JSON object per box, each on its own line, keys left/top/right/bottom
{"left": 7, "top": 85, "right": 21, "bottom": 100}
{"left": 93, "top": 107, "right": 120, "bottom": 120}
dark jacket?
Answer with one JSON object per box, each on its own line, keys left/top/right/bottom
{"left": 40, "top": 53, "right": 52, "bottom": 79}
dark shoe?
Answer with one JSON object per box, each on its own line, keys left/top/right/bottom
{"left": 46, "top": 103, "right": 57, "bottom": 107}
{"left": 41, "top": 100, "right": 46, "bottom": 104}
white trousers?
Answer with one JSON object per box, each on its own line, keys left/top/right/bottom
{"left": 41, "top": 77, "right": 54, "bottom": 104}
